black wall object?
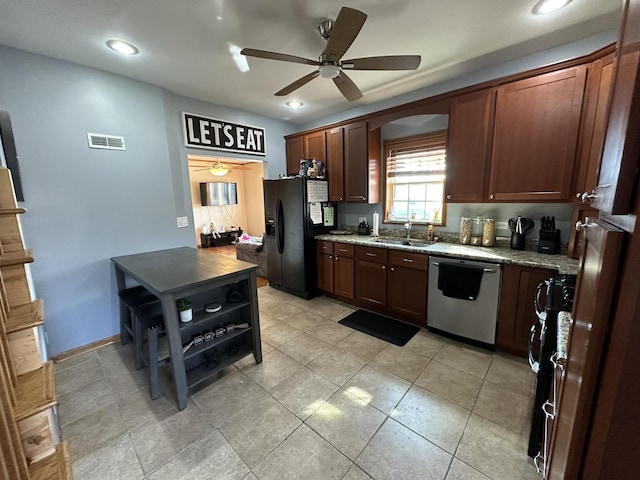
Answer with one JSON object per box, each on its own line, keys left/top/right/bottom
{"left": 0, "top": 109, "right": 24, "bottom": 201}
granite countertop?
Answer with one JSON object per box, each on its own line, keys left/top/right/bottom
{"left": 315, "top": 233, "right": 580, "bottom": 275}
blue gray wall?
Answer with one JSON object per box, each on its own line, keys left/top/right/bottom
{"left": 0, "top": 45, "right": 294, "bottom": 355}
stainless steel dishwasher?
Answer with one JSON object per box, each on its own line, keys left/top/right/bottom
{"left": 427, "top": 255, "right": 502, "bottom": 347}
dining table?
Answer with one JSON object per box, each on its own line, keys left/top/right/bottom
{"left": 111, "top": 246, "right": 261, "bottom": 410}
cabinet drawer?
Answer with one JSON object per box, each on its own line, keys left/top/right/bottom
{"left": 388, "top": 250, "right": 429, "bottom": 270}
{"left": 317, "top": 240, "right": 334, "bottom": 255}
{"left": 334, "top": 243, "right": 354, "bottom": 257}
{"left": 355, "top": 245, "right": 387, "bottom": 263}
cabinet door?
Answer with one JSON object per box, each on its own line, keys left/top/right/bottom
{"left": 591, "top": 0, "right": 640, "bottom": 215}
{"left": 334, "top": 256, "right": 354, "bottom": 299}
{"left": 355, "top": 246, "right": 387, "bottom": 307}
{"left": 317, "top": 252, "right": 334, "bottom": 293}
{"left": 356, "top": 259, "right": 387, "bottom": 307}
{"left": 574, "top": 55, "right": 615, "bottom": 201}
{"left": 305, "top": 130, "right": 327, "bottom": 164}
{"left": 286, "top": 136, "right": 304, "bottom": 176}
{"left": 387, "top": 265, "right": 427, "bottom": 325}
{"left": 489, "top": 66, "right": 587, "bottom": 201}
{"left": 446, "top": 89, "right": 494, "bottom": 202}
{"left": 496, "top": 264, "right": 556, "bottom": 358}
{"left": 344, "top": 122, "right": 368, "bottom": 202}
{"left": 327, "top": 127, "right": 345, "bottom": 202}
{"left": 547, "top": 219, "right": 623, "bottom": 479}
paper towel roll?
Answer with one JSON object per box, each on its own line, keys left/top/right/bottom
{"left": 372, "top": 211, "right": 380, "bottom": 236}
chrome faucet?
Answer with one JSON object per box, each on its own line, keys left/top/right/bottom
{"left": 404, "top": 220, "right": 412, "bottom": 239}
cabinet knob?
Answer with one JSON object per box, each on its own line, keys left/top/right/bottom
{"left": 489, "top": 194, "right": 494, "bottom": 200}
{"left": 390, "top": 267, "right": 395, "bottom": 272}
{"left": 446, "top": 194, "right": 451, "bottom": 200}
{"left": 360, "top": 196, "right": 365, "bottom": 201}
{"left": 382, "top": 265, "right": 386, "bottom": 270}
{"left": 580, "top": 192, "right": 597, "bottom": 203}
{"left": 575, "top": 216, "right": 596, "bottom": 231}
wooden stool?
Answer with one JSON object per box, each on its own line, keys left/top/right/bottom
{"left": 132, "top": 302, "right": 169, "bottom": 400}
{"left": 118, "top": 285, "right": 159, "bottom": 345}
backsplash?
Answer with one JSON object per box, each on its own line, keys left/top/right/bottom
{"left": 337, "top": 202, "right": 574, "bottom": 247}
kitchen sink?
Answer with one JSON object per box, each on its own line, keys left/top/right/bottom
{"left": 373, "top": 238, "right": 434, "bottom": 248}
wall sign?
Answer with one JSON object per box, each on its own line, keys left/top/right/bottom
{"left": 182, "top": 112, "right": 266, "bottom": 156}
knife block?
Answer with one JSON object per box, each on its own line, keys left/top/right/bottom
{"left": 538, "top": 229, "right": 561, "bottom": 254}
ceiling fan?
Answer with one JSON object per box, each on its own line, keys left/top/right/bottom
{"left": 240, "top": 6, "right": 421, "bottom": 101}
{"left": 189, "top": 159, "right": 251, "bottom": 177}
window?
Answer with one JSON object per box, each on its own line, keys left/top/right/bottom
{"left": 384, "top": 131, "right": 447, "bottom": 225}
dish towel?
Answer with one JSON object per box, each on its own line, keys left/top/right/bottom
{"left": 437, "top": 263, "right": 484, "bottom": 300}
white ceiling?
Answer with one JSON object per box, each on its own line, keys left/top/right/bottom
{"left": 0, "top": 0, "right": 623, "bottom": 125}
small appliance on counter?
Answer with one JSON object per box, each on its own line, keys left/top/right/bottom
{"left": 538, "top": 216, "right": 561, "bottom": 254}
{"left": 357, "top": 220, "right": 371, "bottom": 235}
{"left": 509, "top": 216, "right": 535, "bottom": 250}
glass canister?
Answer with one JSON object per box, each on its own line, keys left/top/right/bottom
{"left": 470, "top": 217, "right": 484, "bottom": 245}
{"left": 482, "top": 218, "right": 496, "bottom": 247}
{"left": 459, "top": 217, "right": 472, "bottom": 244}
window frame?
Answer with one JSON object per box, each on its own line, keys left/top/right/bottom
{"left": 383, "top": 130, "right": 447, "bottom": 226}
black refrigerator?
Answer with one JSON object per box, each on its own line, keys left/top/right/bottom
{"left": 263, "top": 177, "right": 336, "bottom": 299}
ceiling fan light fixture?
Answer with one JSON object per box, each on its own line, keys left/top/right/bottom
{"left": 319, "top": 64, "right": 340, "bottom": 79}
{"left": 286, "top": 100, "right": 304, "bottom": 109}
{"left": 532, "top": 0, "right": 572, "bottom": 15}
{"left": 106, "top": 39, "right": 139, "bottom": 56}
{"left": 208, "top": 163, "right": 229, "bottom": 176}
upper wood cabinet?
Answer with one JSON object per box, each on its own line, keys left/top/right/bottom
{"left": 568, "top": 55, "right": 615, "bottom": 259}
{"left": 446, "top": 89, "right": 495, "bottom": 202}
{"left": 574, "top": 55, "right": 615, "bottom": 201}
{"left": 591, "top": 0, "right": 640, "bottom": 216}
{"left": 344, "top": 122, "right": 381, "bottom": 203}
{"left": 327, "top": 127, "right": 345, "bottom": 202}
{"left": 285, "top": 135, "right": 304, "bottom": 176}
{"left": 285, "top": 130, "right": 327, "bottom": 176}
{"left": 488, "top": 65, "right": 587, "bottom": 201}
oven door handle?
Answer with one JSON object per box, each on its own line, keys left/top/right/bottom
{"left": 535, "top": 281, "right": 547, "bottom": 317}
{"left": 528, "top": 323, "right": 540, "bottom": 373}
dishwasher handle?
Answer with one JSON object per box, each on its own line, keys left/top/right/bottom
{"left": 431, "top": 262, "right": 497, "bottom": 274}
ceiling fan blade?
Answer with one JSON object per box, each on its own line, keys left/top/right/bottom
{"left": 333, "top": 72, "right": 362, "bottom": 101}
{"left": 342, "top": 55, "right": 421, "bottom": 71}
{"left": 275, "top": 71, "right": 320, "bottom": 96}
{"left": 323, "top": 7, "right": 367, "bottom": 62}
{"left": 241, "top": 48, "right": 318, "bottom": 66}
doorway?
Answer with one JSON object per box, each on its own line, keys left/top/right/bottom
{"left": 186, "top": 154, "right": 266, "bottom": 247}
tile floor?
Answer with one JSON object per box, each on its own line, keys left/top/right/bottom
{"left": 55, "top": 286, "right": 541, "bottom": 480}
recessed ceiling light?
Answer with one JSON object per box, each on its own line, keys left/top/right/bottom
{"left": 532, "top": 0, "right": 572, "bottom": 15}
{"left": 106, "top": 39, "right": 139, "bottom": 56}
{"left": 286, "top": 101, "right": 304, "bottom": 109}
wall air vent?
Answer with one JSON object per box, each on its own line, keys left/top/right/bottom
{"left": 87, "top": 132, "right": 126, "bottom": 150}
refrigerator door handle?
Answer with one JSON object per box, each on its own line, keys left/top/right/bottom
{"left": 276, "top": 198, "right": 284, "bottom": 254}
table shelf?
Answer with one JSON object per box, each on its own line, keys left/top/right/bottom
{"left": 182, "top": 326, "right": 252, "bottom": 362}
{"left": 186, "top": 343, "right": 254, "bottom": 389}
{"left": 179, "top": 301, "right": 250, "bottom": 332}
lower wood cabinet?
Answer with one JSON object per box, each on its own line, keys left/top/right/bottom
{"left": 496, "top": 263, "right": 557, "bottom": 357}
{"left": 319, "top": 242, "right": 430, "bottom": 327}
{"left": 355, "top": 245, "right": 388, "bottom": 307}
{"left": 387, "top": 250, "right": 428, "bottom": 327}
{"left": 317, "top": 241, "right": 354, "bottom": 299}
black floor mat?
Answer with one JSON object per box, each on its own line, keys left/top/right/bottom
{"left": 338, "top": 309, "right": 420, "bottom": 346}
